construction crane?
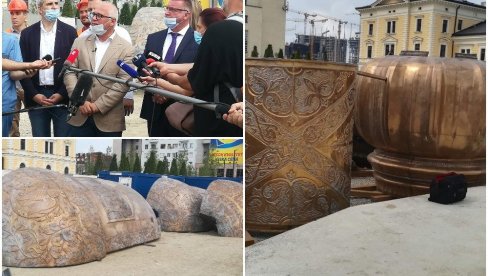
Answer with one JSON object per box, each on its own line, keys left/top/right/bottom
{"left": 287, "top": 8, "right": 317, "bottom": 35}
{"left": 310, "top": 18, "right": 328, "bottom": 59}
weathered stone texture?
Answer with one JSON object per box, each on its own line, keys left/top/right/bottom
{"left": 147, "top": 177, "right": 214, "bottom": 232}
{"left": 200, "top": 180, "right": 243, "bottom": 237}
{"left": 129, "top": 7, "right": 166, "bottom": 54}
{"left": 2, "top": 168, "right": 160, "bottom": 267}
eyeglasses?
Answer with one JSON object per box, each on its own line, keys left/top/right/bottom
{"left": 163, "top": 6, "right": 189, "bottom": 13}
{"left": 91, "top": 12, "right": 113, "bottom": 20}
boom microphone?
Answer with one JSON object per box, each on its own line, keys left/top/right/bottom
{"left": 116, "top": 60, "right": 139, "bottom": 78}
{"left": 58, "top": 49, "right": 79, "bottom": 80}
{"left": 67, "top": 74, "right": 93, "bottom": 120}
{"left": 132, "top": 54, "right": 160, "bottom": 77}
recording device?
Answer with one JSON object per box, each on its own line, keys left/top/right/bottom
{"left": 58, "top": 49, "right": 79, "bottom": 80}
{"left": 67, "top": 74, "right": 93, "bottom": 120}
{"left": 116, "top": 60, "right": 139, "bottom": 78}
{"left": 132, "top": 53, "right": 160, "bottom": 77}
{"left": 146, "top": 51, "right": 162, "bottom": 62}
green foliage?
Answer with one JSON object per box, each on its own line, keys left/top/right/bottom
{"left": 93, "top": 156, "right": 103, "bottom": 175}
{"left": 277, "top": 49, "right": 284, "bottom": 58}
{"left": 156, "top": 160, "right": 164, "bottom": 174}
{"left": 169, "top": 158, "right": 178, "bottom": 175}
{"left": 119, "top": 3, "right": 131, "bottom": 25}
{"left": 119, "top": 153, "right": 130, "bottom": 171}
{"left": 177, "top": 151, "right": 188, "bottom": 176}
{"left": 150, "top": 0, "right": 158, "bottom": 7}
{"left": 198, "top": 151, "right": 219, "bottom": 176}
{"left": 251, "top": 46, "right": 259, "bottom": 57}
{"left": 130, "top": 4, "right": 138, "bottom": 24}
{"left": 61, "top": 0, "right": 75, "bottom": 17}
{"left": 109, "top": 154, "right": 118, "bottom": 171}
{"left": 139, "top": 0, "right": 148, "bottom": 9}
{"left": 186, "top": 165, "right": 195, "bottom": 176}
{"left": 132, "top": 153, "right": 142, "bottom": 172}
{"left": 144, "top": 151, "right": 158, "bottom": 174}
{"left": 162, "top": 156, "right": 169, "bottom": 174}
{"left": 264, "top": 44, "right": 274, "bottom": 58}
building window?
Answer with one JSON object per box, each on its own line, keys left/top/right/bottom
{"left": 368, "top": 23, "right": 373, "bottom": 35}
{"left": 173, "top": 153, "right": 177, "bottom": 158}
{"left": 145, "top": 145, "right": 148, "bottom": 149}
{"left": 416, "top": 18, "right": 422, "bottom": 32}
{"left": 135, "top": 145, "right": 138, "bottom": 150}
{"left": 367, "top": 45, "right": 373, "bottom": 58}
{"left": 226, "top": 169, "right": 234, "bottom": 177}
{"left": 161, "top": 144, "right": 166, "bottom": 149}
{"left": 414, "top": 43, "right": 421, "bottom": 51}
{"left": 457, "top": 19, "right": 463, "bottom": 31}
{"left": 385, "top": 44, "right": 395, "bottom": 55}
{"left": 65, "top": 145, "right": 69, "bottom": 156}
{"left": 64, "top": 167, "right": 69, "bottom": 174}
{"left": 245, "top": 15, "right": 248, "bottom": 23}
{"left": 217, "top": 169, "right": 225, "bottom": 177}
{"left": 440, "top": 44, "right": 447, "bottom": 57}
{"left": 387, "top": 21, "right": 396, "bottom": 34}
{"left": 167, "top": 153, "right": 171, "bottom": 157}
{"left": 236, "top": 169, "right": 243, "bottom": 177}
{"left": 151, "top": 144, "right": 156, "bottom": 150}
{"left": 50, "top": 142, "right": 53, "bottom": 154}
{"left": 442, "top": 20, "right": 448, "bottom": 33}
{"left": 461, "top": 49, "right": 471, "bottom": 54}
{"left": 45, "top": 141, "right": 49, "bottom": 153}
{"left": 481, "top": 48, "right": 485, "bottom": 61}
{"left": 20, "top": 139, "right": 25, "bottom": 150}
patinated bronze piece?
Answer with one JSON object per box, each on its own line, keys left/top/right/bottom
{"left": 355, "top": 56, "right": 486, "bottom": 197}
{"left": 3, "top": 168, "right": 160, "bottom": 267}
{"left": 246, "top": 59, "right": 356, "bottom": 233}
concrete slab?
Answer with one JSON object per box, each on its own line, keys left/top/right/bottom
{"left": 246, "top": 187, "right": 485, "bottom": 276}
{"left": 5, "top": 231, "right": 242, "bottom": 276}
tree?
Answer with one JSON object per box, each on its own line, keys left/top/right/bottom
{"left": 61, "top": 0, "right": 75, "bottom": 17}
{"left": 169, "top": 158, "right": 178, "bottom": 175}
{"left": 119, "top": 153, "right": 130, "bottom": 171}
{"left": 132, "top": 153, "right": 142, "bottom": 172}
{"left": 144, "top": 151, "right": 158, "bottom": 174}
{"left": 187, "top": 164, "right": 195, "bottom": 176}
{"left": 156, "top": 160, "right": 164, "bottom": 174}
{"left": 162, "top": 156, "right": 170, "bottom": 174}
{"left": 139, "top": 0, "right": 148, "bottom": 9}
{"left": 251, "top": 46, "right": 259, "bottom": 57}
{"left": 277, "top": 49, "right": 284, "bottom": 58}
{"left": 177, "top": 151, "right": 189, "bottom": 176}
{"left": 130, "top": 4, "right": 138, "bottom": 24}
{"left": 264, "top": 44, "right": 274, "bottom": 58}
{"left": 199, "top": 151, "right": 219, "bottom": 176}
{"left": 109, "top": 154, "right": 118, "bottom": 171}
{"left": 93, "top": 156, "right": 103, "bottom": 175}
{"left": 150, "top": 0, "right": 158, "bottom": 7}
{"left": 119, "top": 2, "right": 131, "bottom": 25}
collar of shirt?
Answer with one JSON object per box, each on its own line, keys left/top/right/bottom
{"left": 168, "top": 24, "right": 190, "bottom": 37}
{"left": 163, "top": 24, "right": 190, "bottom": 59}
{"left": 39, "top": 20, "right": 57, "bottom": 86}
{"left": 40, "top": 19, "right": 57, "bottom": 34}
{"left": 94, "top": 31, "right": 117, "bottom": 73}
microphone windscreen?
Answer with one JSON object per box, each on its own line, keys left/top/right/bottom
{"left": 66, "top": 49, "right": 79, "bottom": 64}
{"left": 146, "top": 58, "right": 156, "bottom": 64}
{"left": 42, "top": 54, "right": 53, "bottom": 61}
{"left": 132, "top": 54, "right": 146, "bottom": 69}
{"left": 70, "top": 74, "right": 93, "bottom": 106}
{"left": 215, "top": 103, "right": 231, "bottom": 115}
{"left": 117, "top": 60, "right": 139, "bottom": 78}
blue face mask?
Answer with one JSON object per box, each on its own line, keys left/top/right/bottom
{"left": 193, "top": 31, "right": 202, "bottom": 45}
{"left": 164, "top": 17, "right": 178, "bottom": 29}
{"left": 45, "top": 9, "right": 60, "bottom": 22}
{"left": 218, "top": 0, "right": 225, "bottom": 8}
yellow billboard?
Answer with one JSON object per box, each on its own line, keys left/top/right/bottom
{"left": 210, "top": 139, "right": 243, "bottom": 165}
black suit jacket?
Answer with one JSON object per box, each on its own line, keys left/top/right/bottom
{"left": 139, "top": 27, "right": 199, "bottom": 121}
{"left": 19, "top": 20, "right": 77, "bottom": 107}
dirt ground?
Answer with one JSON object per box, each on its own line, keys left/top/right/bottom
{"left": 4, "top": 231, "right": 243, "bottom": 276}
{"left": 19, "top": 91, "right": 148, "bottom": 137}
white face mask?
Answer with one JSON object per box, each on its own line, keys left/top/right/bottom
{"left": 90, "top": 23, "right": 107, "bottom": 36}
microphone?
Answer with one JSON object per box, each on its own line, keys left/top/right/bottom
{"left": 67, "top": 74, "right": 93, "bottom": 120}
{"left": 146, "top": 58, "right": 156, "bottom": 65}
{"left": 58, "top": 49, "right": 79, "bottom": 80}
{"left": 146, "top": 51, "right": 162, "bottom": 62}
{"left": 42, "top": 54, "right": 53, "bottom": 61}
{"left": 116, "top": 60, "right": 139, "bottom": 78}
{"left": 132, "top": 54, "right": 160, "bottom": 77}
{"left": 215, "top": 103, "right": 231, "bottom": 115}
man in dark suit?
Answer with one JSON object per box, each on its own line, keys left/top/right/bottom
{"left": 19, "top": 0, "right": 77, "bottom": 137}
{"left": 139, "top": 0, "right": 199, "bottom": 137}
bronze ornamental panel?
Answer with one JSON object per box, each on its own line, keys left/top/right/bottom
{"left": 245, "top": 59, "right": 356, "bottom": 233}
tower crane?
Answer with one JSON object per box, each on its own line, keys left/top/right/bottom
{"left": 287, "top": 8, "right": 317, "bottom": 35}
{"left": 310, "top": 18, "right": 328, "bottom": 59}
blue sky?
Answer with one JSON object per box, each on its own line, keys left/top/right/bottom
{"left": 76, "top": 139, "right": 114, "bottom": 154}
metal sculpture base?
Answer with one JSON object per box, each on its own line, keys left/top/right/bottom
{"left": 369, "top": 150, "right": 486, "bottom": 197}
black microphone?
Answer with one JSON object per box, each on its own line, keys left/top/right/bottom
{"left": 215, "top": 103, "right": 231, "bottom": 115}
{"left": 132, "top": 54, "right": 160, "bottom": 77}
{"left": 42, "top": 54, "right": 53, "bottom": 61}
{"left": 146, "top": 51, "right": 162, "bottom": 62}
{"left": 67, "top": 74, "right": 93, "bottom": 120}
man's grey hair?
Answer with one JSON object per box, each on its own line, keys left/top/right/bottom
{"left": 36, "top": 0, "right": 45, "bottom": 8}
{"left": 98, "top": 2, "right": 119, "bottom": 21}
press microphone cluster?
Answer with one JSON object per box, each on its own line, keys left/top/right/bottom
{"left": 133, "top": 53, "right": 160, "bottom": 77}
{"left": 67, "top": 74, "right": 93, "bottom": 121}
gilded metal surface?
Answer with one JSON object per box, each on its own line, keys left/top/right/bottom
{"left": 355, "top": 56, "right": 486, "bottom": 197}
{"left": 246, "top": 59, "right": 356, "bottom": 232}
{"left": 3, "top": 168, "right": 160, "bottom": 267}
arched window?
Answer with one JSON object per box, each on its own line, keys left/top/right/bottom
{"left": 64, "top": 167, "right": 69, "bottom": 174}
{"left": 19, "top": 163, "right": 26, "bottom": 168}
{"left": 46, "top": 165, "right": 51, "bottom": 170}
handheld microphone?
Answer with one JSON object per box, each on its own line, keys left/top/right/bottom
{"left": 58, "top": 49, "right": 79, "bottom": 80}
{"left": 42, "top": 54, "right": 53, "bottom": 61}
{"left": 146, "top": 51, "right": 162, "bottom": 62}
{"left": 116, "top": 60, "right": 139, "bottom": 78}
{"left": 67, "top": 74, "right": 93, "bottom": 120}
{"left": 146, "top": 58, "right": 156, "bottom": 65}
{"left": 132, "top": 54, "right": 160, "bottom": 77}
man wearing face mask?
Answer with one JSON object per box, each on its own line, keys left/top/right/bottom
{"left": 19, "top": 0, "right": 77, "bottom": 137}
{"left": 64, "top": 2, "right": 133, "bottom": 137}
{"left": 139, "top": 0, "right": 200, "bottom": 137}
